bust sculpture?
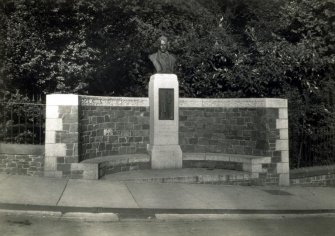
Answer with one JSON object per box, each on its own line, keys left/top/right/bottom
{"left": 149, "top": 36, "right": 176, "bottom": 74}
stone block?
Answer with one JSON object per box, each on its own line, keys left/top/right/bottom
{"left": 276, "top": 140, "right": 289, "bottom": 151}
{"left": 229, "top": 155, "right": 246, "bottom": 163}
{"left": 256, "top": 140, "right": 269, "bottom": 150}
{"left": 279, "top": 108, "right": 288, "bottom": 119}
{"left": 66, "top": 150, "right": 73, "bottom": 156}
{"left": 46, "top": 118, "right": 63, "bottom": 131}
{"left": 47, "top": 94, "right": 79, "bottom": 106}
{"left": 71, "top": 106, "right": 78, "bottom": 114}
{"left": 276, "top": 162, "right": 289, "bottom": 174}
{"left": 179, "top": 98, "right": 203, "bottom": 107}
{"left": 251, "top": 156, "right": 271, "bottom": 164}
{"left": 183, "top": 153, "right": 205, "bottom": 161}
{"left": 250, "top": 173, "right": 259, "bottom": 178}
{"left": 279, "top": 173, "right": 290, "bottom": 186}
{"left": 62, "top": 124, "right": 70, "bottom": 132}
{"left": 57, "top": 163, "right": 71, "bottom": 172}
{"left": 45, "top": 131, "right": 56, "bottom": 144}
{"left": 57, "top": 157, "right": 65, "bottom": 164}
{"left": 45, "top": 143, "right": 66, "bottom": 157}
{"left": 44, "top": 156, "right": 57, "bottom": 171}
{"left": 279, "top": 129, "right": 289, "bottom": 140}
{"left": 150, "top": 145, "right": 182, "bottom": 169}
{"left": 60, "top": 133, "right": 78, "bottom": 143}
{"left": 242, "top": 163, "right": 262, "bottom": 173}
{"left": 63, "top": 115, "right": 78, "bottom": 126}
{"left": 206, "top": 154, "right": 230, "bottom": 162}
{"left": 44, "top": 170, "right": 63, "bottom": 178}
{"left": 281, "top": 150, "right": 289, "bottom": 163}
{"left": 83, "top": 168, "right": 99, "bottom": 180}
{"left": 276, "top": 119, "right": 288, "bottom": 129}
{"left": 265, "top": 98, "right": 287, "bottom": 108}
{"left": 59, "top": 106, "right": 72, "bottom": 114}
{"left": 71, "top": 163, "right": 84, "bottom": 171}
{"left": 46, "top": 105, "right": 59, "bottom": 119}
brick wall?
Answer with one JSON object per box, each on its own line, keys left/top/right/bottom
{"left": 291, "top": 174, "right": 335, "bottom": 186}
{"left": 179, "top": 108, "right": 279, "bottom": 156}
{"left": 80, "top": 106, "right": 149, "bottom": 160}
{"left": 0, "top": 144, "right": 44, "bottom": 176}
{"left": 44, "top": 95, "right": 289, "bottom": 185}
{"left": 179, "top": 98, "right": 289, "bottom": 185}
{"left": 290, "top": 165, "right": 335, "bottom": 186}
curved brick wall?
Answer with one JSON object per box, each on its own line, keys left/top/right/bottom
{"left": 179, "top": 108, "right": 280, "bottom": 156}
{"left": 45, "top": 95, "right": 289, "bottom": 185}
{"left": 80, "top": 106, "right": 149, "bottom": 161}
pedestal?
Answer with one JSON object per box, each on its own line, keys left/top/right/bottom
{"left": 148, "top": 74, "right": 182, "bottom": 169}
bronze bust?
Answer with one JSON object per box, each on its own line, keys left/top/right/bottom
{"left": 149, "top": 36, "right": 176, "bottom": 74}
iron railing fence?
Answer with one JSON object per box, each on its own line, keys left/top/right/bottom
{"left": 290, "top": 125, "right": 335, "bottom": 168}
{"left": 0, "top": 98, "right": 45, "bottom": 145}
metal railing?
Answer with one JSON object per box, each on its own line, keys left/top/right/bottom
{"left": 0, "top": 97, "right": 45, "bottom": 145}
{"left": 291, "top": 125, "right": 335, "bottom": 168}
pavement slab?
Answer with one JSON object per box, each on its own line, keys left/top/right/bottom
{"left": 0, "top": 174, "right": 10, "bottom": 182}
{"left": 57, "top": 179, "right": 139, "bottom": 208}
{"left": 1, "top": 173, "right": 335, "bottom": 219}
{"left": 125, "top": 182, "right": 213, "bottom": 209}
{"left": 171, "top": 184, "right": 318, "bottom": 210}
{"left": 278, "top": 186, "right": 335, "bottom": 209}
{"left": 0, "top": 175, "right": 67, "bottom": 205}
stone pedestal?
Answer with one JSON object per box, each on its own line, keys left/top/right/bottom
{"left": 148, "top": 74, "right": 182, "bottom": 169}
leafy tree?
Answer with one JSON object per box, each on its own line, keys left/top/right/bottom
{"left": 1, "top": 0, "right": 334, "bottom": 167}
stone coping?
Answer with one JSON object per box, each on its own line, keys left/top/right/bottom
{"left": 290, "top": 165, "right": 335, "bottom": 179}
{"left": 81, "top": 154, "right": 150, "bottom": 164}
{"left": 179, "top": 98, "right": 287, "bottom": 108}
{"left": 47, "top": 94, "right": 287, "bottom": 108}
{"left": 79, "top": 153, "right": 271, "bottom": 166}
{"left": 0, "top": 143, "right": 44, "bottom": 155}
{"left": 183, "top": 153, "right": 271, "bottom": 164}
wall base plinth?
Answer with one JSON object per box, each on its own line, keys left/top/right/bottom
{"left": 150, "top": 145, "right": 182, "bottom": 169}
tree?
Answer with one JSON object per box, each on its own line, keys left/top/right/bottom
{"left": 1, "top": 0, "right": 334, "bottom": 167}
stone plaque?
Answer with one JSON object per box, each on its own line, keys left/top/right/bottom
{"left": 159, "top": 88, "right": 174, "bottom": 120}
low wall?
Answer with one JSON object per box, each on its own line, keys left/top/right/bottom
{"left": 178, "top": 98, "right": 289, "bottom": 185}
{"left": 80, "top": 97, "right": 149, "bottom": 161}
{"left": 0, "top": 143, "right": 44, "bottom": 176}
{"left": 179, "top": 101, "right": 279, "bottom": 156}
{"left": 44, "top": 94, "right": 289, "bottom": 185}
{"left": 290, "top": 165, "right": 335, "bottom": 186}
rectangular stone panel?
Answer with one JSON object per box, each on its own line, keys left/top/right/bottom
{"left": 159, "top": 88, "right": 174, "bottom": 120}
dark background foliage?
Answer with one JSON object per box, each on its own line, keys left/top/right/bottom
{"left": 0, "top": 0, "right": 334, "bottom": 168}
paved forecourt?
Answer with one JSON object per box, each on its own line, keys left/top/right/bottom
{"left": 1, "top": 174, "right": 335, "bottom": 212}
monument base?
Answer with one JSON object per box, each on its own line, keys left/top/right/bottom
{"left": 149, "top": 145, "right": 182, "bottom": 169}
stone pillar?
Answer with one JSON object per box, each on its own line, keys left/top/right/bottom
{"left": 148, "top": 74, "right": 182, "bottom": 169}
{"left": 276, "top": 105, "right": 290, "bottom": 186}
{"left": 44, "top": 94, "right": 79, "bottom": 177}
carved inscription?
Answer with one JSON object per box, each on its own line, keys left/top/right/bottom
{"left": 159, "top": 89, "right": 174, "bottom": 120}
{"left": 80, "top": 96, "right": 149, "bottom": 107}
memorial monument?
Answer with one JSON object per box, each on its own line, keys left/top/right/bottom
{"left": 148, "top": 36, "right": 182, "bottom": 169}
{"left": 149, "top": 36, "right": 176, "bottom": 74}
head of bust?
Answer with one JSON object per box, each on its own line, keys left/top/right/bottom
{"left": 158, "top": 36, "right": 168, "bottom": 53}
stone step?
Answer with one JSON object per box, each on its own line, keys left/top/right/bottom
{"left": 101, "top": 168, "right": 260, "bottom": 185}
{"left": 71, "top": 153, "right": 269, "bottom": 180}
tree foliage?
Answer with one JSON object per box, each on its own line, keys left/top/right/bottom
{"left": 0, "top": 0, "right": 334, "bottom": 167}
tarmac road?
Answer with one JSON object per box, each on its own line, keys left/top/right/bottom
{"left": 1, "top": 214, "right": 335, "bottom": 236}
